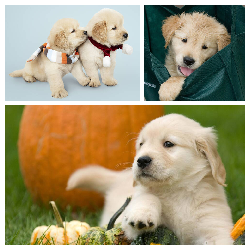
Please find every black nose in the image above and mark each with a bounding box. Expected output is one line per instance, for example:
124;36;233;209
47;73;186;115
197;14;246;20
137;156;152;169
123;33;128;39
183;56;195;66
84;31;87;35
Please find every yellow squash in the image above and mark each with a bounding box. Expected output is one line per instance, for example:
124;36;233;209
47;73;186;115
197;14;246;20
31;202;90;245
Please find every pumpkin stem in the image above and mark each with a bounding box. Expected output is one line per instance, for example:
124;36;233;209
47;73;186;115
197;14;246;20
50;201;64;228
107;197;132;230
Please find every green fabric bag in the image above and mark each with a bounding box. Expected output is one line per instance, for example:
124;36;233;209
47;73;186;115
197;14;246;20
144;5;245;101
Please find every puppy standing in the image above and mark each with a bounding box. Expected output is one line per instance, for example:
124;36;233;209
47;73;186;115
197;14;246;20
67;114;234;245
10;18;90;98
159;13;231;101
79;8;133;87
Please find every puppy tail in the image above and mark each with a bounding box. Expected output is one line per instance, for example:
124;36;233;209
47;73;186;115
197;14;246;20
66;165;121;194
9;69;23;78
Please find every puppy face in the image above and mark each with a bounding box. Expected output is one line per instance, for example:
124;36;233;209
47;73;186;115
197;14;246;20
162;13;231;77
87;9;128;46
48;18;88;54
132;114;226;187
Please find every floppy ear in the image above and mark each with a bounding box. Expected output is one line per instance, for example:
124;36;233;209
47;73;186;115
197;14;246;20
54;30;69;50
195;128;226;186
162;15;182;48
92;21;107;43
217;27;231;51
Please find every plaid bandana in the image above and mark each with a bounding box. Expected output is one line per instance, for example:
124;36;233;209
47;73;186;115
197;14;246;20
27;43;79;64
88;37;123;57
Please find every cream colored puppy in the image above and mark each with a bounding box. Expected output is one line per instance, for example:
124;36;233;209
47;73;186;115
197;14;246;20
10;18;90;98
159;13;231;101
67;114;234;245
78;8;132;87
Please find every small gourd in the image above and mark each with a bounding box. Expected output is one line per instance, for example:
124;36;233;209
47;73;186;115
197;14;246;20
80;197;132;245
131;227;180;245
31;201;90;245
80;224;131;245
231;214;245;245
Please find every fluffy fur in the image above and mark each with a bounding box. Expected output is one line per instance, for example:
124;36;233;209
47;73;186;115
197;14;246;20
9;18;90;98
67;114;234;245
78;8;129;87
159;12;231;101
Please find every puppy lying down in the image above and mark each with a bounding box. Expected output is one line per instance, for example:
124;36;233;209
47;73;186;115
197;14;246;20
159;12;231;101
67;114;234;245
10;18;90;98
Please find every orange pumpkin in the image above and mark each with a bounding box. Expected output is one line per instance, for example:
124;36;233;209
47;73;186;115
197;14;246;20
18;105;164;209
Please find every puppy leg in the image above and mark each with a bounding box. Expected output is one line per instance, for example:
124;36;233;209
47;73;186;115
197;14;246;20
10;68;36;83
122;193;162;240
100;65;118;86
23;72;36;83
47;74;68;98
158;76;185;101
71;61;90;86
82;63;101;87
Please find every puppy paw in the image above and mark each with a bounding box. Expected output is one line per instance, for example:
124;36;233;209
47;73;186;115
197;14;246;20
23;75;36;83
79;76;91;86
103;78;118;86
122;209;158;239
158;76;185;101
52;88;68;98
89;79;101;87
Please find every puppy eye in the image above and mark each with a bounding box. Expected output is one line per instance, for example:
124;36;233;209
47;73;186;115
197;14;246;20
112;27;117;30
163;141;175;148
202;45;208;49
139;142;143;147
182;38;187;43
71;29;75;33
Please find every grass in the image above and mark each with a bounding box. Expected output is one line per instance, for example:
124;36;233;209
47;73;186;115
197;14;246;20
5;105;245;245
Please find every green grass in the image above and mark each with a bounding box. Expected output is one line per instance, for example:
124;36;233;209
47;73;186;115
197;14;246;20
5;105;245;245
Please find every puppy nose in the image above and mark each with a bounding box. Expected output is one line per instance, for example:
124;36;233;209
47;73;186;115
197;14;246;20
123;33;128;39
183;56;195;66
83;31;87;35
137;156;152;169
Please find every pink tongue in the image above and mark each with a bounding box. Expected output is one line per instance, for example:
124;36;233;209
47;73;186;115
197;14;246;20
180;66;195;76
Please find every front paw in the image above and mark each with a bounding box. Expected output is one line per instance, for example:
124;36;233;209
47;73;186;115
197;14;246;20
23;75;36;83
122;209;158;239
103;78;118;86
79;76;90;87
52;88;68;98
89;78;101;87
158;76;185;101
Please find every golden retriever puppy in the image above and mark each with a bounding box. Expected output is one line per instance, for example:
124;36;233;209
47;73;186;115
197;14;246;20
78;8;133;87
67;114;234;245
9;18;90;98
159;13;231;101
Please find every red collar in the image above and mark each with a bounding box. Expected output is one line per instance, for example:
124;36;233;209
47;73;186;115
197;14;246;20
88;37;123;57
